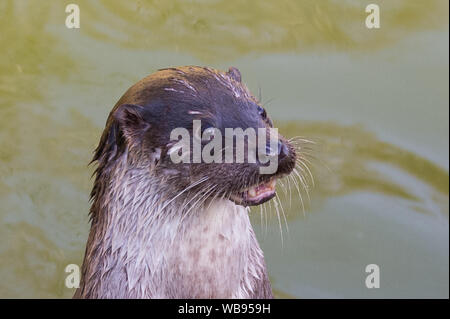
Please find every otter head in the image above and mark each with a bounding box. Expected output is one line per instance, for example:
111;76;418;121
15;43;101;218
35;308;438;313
94;66;296;207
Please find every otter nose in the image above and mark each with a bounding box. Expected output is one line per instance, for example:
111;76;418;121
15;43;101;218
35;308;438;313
265;141;289;159
278;141;289;160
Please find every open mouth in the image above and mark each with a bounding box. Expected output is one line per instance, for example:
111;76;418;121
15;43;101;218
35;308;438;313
230;178;277;206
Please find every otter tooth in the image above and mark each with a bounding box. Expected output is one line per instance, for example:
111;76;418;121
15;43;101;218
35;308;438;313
248;187;257;197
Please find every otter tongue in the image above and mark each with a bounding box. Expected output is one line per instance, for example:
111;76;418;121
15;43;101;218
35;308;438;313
247;180;276;200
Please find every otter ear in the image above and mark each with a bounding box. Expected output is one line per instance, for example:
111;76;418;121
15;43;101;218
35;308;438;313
113;104;150;141
227;67;241;82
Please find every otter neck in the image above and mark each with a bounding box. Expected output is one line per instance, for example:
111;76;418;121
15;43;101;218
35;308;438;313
77;153;271;298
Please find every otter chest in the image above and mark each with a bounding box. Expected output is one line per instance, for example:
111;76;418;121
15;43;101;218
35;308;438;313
165;200;252;298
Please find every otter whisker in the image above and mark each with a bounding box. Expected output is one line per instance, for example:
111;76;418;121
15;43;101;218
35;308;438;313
264;201;269;235
293;149;316;161
296;158;315;187
288;136;316;145
189;184;218;215
206;184;226;210
275;192;289;234
293;164;308;189
290;169;306;217
294;148;316;159
289;138;316;148
259;204;265;234
278;178;289;197
260;201;267;236
173;183;209;224
286;175;293;209
300;151;333;175
297;153;315;165
293;167;311;204
200;185;220;209
261;97;275;108
178;184;219;228
181;182;216;216
158;176;209;213
272;197;284;247
267;200;272;226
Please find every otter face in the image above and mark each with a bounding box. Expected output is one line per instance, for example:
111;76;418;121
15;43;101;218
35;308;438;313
98;66;296;207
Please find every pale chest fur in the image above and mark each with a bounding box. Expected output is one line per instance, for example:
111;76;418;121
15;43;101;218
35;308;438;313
163;200;256;298
76;192;272;298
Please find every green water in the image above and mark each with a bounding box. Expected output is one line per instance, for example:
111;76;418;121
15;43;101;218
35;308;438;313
0;0;448;298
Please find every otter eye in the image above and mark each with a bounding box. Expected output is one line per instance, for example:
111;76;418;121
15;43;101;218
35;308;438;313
257;105;267;119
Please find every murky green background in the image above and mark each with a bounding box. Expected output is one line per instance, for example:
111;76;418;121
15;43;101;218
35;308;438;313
0;0;448;298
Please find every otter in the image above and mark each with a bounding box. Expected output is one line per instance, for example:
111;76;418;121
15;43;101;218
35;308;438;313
74;66;297;298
